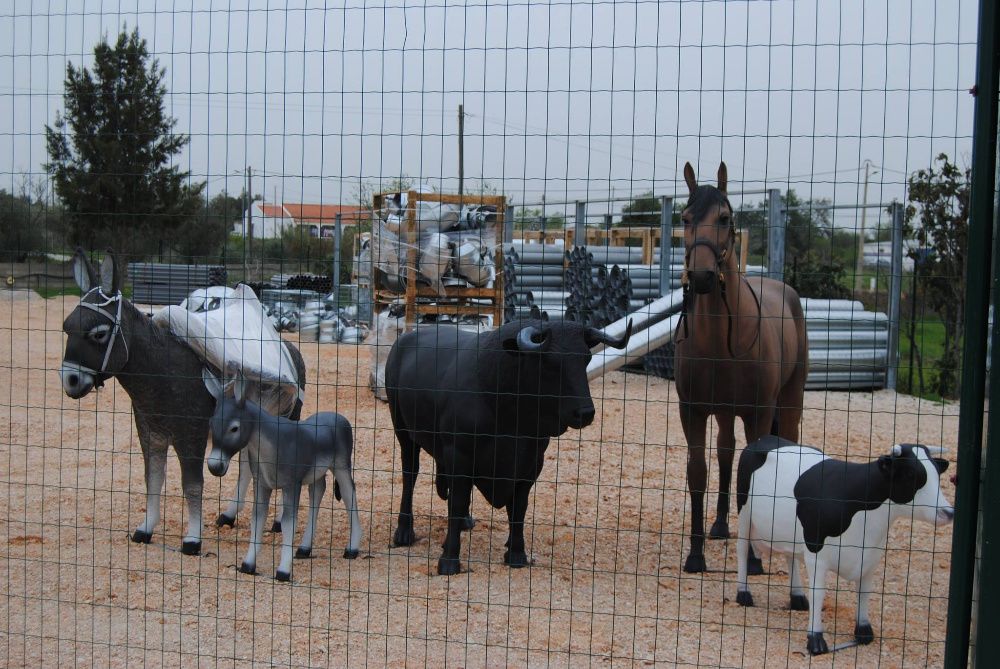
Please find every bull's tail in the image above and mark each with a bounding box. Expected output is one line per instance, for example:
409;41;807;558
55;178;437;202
771;412;780;436
334;480;342;501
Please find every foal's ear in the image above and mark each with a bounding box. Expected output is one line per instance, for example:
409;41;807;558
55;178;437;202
203;369;224;402
72;247;99;292
717;162;728;193
233;370;247;408
100;249;123;294
683;162;698;196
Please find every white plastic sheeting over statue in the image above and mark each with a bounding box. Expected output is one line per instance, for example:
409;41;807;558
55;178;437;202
152;283;302;415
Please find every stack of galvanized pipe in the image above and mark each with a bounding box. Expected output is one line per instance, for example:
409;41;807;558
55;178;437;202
503;242;568;321
564;247;633;328
128;263;227;305
802;298;889;390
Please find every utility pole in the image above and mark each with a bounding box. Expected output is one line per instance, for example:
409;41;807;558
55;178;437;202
458;104;465;196
855;159;877;291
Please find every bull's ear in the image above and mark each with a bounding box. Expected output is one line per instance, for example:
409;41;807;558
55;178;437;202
72;247;99;292
683;162;698;196
717;162;728;192
933;458;949;474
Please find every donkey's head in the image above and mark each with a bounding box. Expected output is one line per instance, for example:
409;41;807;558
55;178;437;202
60;248;130;398
681;162;736;294
205;369;256;477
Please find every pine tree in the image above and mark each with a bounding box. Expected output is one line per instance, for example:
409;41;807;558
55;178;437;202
44;28;203;257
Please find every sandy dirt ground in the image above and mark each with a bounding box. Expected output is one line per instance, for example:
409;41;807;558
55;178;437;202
0;289;959;668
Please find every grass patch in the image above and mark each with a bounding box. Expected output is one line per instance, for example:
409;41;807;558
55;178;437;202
33;285;82;299
898;318;948;402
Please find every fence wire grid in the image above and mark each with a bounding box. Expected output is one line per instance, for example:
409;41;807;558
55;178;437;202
1;1;995;668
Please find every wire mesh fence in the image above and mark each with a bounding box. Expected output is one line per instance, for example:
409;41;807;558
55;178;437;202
1;1;993;667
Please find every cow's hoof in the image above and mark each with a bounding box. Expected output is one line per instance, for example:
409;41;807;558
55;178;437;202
181;540;201;556
790;594;809;611
270;521;282;533
708;521;730;539
504;550;530;568
238;562;257;575
683;554;707;573
131;530;152;544
748;557;765;576
295;547;312;559
437;557;461;576
215;513;236;528
736;590;754;607
854;623;875;645
393;526;416;547
806;633;829;656
461;515;476;531
275;570;291;582
343;549;359;560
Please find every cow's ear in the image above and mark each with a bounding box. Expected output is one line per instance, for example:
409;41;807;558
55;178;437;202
877;454;893;476
933;458;949;474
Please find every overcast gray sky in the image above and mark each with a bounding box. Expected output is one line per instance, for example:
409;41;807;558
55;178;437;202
0;0;979;229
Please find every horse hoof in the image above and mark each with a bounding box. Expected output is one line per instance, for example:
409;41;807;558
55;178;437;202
392;526;416;547
748;557;765;576
274;570;291;582
437;557;461;576
504;550;530;568
683;554;707;573
790;594;809;611
270;521;282;533
806;633;829;656
238;562;256;575
854;623;875;644
215;514;236;528
131;530;152;544
708;521;730;539
343;549;359;560
736;590;754;607
461;515;476;531
295;547;312;559
181;540;201;556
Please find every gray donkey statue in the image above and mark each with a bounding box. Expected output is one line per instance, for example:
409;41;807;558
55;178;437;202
205;369;362;582
59;249;307;554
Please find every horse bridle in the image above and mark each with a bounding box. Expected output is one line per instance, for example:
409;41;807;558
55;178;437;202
70;287;131;383
676;204;762;359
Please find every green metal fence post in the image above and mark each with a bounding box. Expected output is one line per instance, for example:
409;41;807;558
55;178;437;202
945;0;1000;666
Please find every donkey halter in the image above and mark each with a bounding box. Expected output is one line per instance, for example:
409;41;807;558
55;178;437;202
76;287;130;376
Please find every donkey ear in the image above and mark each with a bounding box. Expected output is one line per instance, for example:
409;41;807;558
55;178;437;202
202;369;224;402
233;370;247;407
100;248;123;294
717;162;728;192
72;247;99;292
683;162;698;196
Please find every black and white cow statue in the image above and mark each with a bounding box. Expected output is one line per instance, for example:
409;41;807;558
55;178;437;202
735;435;954;655
385;318;631;576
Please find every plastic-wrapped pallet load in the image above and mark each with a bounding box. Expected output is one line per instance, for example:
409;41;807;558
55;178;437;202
152;283;302;416
373;184;500;292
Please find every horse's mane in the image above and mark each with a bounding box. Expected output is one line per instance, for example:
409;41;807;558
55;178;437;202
686;185;732;223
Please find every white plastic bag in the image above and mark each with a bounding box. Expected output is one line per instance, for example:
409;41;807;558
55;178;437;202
152;283;301;415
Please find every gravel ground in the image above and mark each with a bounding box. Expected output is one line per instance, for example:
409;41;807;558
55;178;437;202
0;290;958;667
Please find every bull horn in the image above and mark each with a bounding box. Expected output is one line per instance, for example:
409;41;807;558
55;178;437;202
516;326;551;352
922;445;949;457
586;319;633;350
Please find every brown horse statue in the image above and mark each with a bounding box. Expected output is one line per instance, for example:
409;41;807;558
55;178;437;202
674;162;809;574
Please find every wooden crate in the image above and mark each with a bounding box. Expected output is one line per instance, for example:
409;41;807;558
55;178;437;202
373;190;506;328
